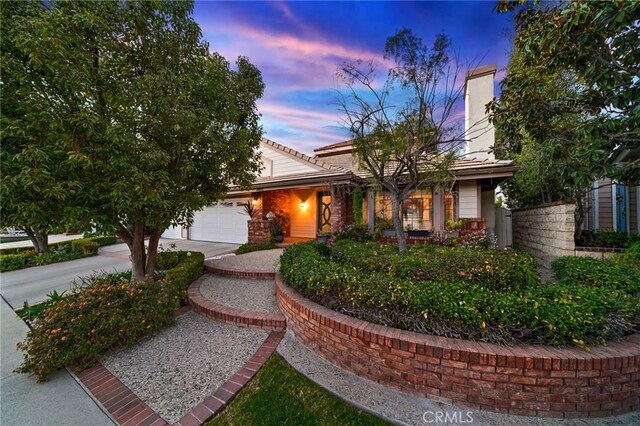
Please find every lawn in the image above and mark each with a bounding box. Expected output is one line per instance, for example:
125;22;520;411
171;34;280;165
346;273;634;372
207;354;388;426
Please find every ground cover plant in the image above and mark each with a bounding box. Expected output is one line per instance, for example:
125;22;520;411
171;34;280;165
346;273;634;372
0;236;117;272
207;354;388;426
235;242;277;255
16;251;204;382
280;240;640;347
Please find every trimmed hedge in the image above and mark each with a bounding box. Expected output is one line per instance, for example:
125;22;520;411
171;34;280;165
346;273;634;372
16;250;204;382
235;242;277;255
0;254;25;272
0;236;118;272
280;241;640;347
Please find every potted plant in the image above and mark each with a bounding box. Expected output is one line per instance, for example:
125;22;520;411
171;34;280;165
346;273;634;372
444;219;464;238
316;231;330;244
267;210;289;243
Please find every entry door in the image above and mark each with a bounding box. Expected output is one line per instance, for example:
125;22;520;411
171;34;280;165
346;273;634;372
615;185;628;233
317;192;332;233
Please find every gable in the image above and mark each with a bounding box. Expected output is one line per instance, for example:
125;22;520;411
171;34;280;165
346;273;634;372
259;142;323;177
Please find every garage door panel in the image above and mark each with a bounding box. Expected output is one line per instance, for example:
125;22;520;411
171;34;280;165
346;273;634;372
190;199;249;244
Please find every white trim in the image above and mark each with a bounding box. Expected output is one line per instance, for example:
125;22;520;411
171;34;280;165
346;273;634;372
593;181;599;229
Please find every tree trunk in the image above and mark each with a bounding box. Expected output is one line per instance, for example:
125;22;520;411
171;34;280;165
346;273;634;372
144;230;162;279
389;193;408;252
34;230;49;253
130;219;146;282
22;227;49;253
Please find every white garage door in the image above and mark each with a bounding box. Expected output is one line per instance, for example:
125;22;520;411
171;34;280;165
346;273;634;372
190;199;250;244
162;225;182;239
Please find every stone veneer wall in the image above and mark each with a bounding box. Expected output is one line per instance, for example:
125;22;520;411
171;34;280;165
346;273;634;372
512;202;575;268
247;220;270;244
276;276;640;418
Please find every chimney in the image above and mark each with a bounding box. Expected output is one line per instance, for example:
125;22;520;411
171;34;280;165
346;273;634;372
464;64;496;160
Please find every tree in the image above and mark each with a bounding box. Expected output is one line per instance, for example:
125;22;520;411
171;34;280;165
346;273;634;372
492;38;588;210
337;29;465;251
493;0;639;187
0;1;72;253
2;1;264;280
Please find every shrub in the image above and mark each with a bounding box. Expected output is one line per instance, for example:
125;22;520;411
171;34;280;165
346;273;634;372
575;230;640;248
157;251;204;295
280;241;640;347
551;256;640;294
616;241;640;267
235;242;277;255
0;254;26;272
332;224;369;243
71;236;116;254
16;251;204;382
28;251;86;266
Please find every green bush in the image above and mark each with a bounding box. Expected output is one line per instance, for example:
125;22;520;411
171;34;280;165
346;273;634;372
575;230;640;248
0;254;26;272
551;256;640;293
616;241;640;267
235;242;277;255
28;252;87;266
16;251;204;382
70;236;117;254
280;241;640;347
157;251;205;295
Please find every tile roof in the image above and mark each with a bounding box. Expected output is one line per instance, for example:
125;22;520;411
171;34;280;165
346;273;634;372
261;138;348;172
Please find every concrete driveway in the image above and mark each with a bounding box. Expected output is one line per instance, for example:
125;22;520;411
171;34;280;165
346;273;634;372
0;238;238;308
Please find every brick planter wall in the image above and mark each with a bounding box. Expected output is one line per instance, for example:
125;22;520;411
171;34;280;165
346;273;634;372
248;219;270;244
276;275;640;418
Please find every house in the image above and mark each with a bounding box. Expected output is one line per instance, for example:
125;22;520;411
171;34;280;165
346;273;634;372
162;65;516;243
581;178;639;234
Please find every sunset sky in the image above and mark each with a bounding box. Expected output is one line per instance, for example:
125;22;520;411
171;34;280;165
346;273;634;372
193;1;514;154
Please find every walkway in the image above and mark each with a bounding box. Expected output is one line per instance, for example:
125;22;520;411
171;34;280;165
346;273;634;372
0;298;114;426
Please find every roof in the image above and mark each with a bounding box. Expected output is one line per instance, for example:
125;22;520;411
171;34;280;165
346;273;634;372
261;138;347;172
313;139;354;154
465;64;497;81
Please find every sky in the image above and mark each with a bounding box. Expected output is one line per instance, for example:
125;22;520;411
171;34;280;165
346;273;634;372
193;1;514;155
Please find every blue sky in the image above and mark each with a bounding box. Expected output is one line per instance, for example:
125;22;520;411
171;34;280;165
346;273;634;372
194;1;514;154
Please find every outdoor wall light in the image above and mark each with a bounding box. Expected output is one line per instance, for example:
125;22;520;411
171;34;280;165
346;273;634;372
251;198;259;205
300;201;308;210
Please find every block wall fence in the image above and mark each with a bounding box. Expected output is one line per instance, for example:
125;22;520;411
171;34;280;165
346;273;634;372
276;276;640;418
511;202;575;268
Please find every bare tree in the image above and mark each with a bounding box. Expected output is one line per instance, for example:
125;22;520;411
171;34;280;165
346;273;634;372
337;29;472;252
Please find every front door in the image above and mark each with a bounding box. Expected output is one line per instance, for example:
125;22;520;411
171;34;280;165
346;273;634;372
615;184;628;233
317;191;332;234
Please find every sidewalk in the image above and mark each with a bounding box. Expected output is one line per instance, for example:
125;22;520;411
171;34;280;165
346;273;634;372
0;298;114;426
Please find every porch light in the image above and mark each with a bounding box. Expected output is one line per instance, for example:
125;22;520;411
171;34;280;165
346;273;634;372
300;201;308;210
251;198;258;205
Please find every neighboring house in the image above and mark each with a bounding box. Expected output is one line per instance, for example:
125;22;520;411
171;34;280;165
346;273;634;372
163;65;516;244
582;178;639;234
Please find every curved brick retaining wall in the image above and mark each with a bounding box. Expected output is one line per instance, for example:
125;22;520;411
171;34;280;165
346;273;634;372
276;275;640;418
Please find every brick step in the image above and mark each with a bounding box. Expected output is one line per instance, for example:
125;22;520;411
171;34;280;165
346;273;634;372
188;275;286;331
204;262;276;280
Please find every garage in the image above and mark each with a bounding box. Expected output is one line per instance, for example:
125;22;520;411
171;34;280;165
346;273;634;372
189;199;250;244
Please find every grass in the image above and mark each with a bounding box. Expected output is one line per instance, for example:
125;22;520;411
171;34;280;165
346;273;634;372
207;354;389;426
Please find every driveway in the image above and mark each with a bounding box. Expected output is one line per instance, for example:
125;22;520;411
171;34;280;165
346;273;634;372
0;238;238;308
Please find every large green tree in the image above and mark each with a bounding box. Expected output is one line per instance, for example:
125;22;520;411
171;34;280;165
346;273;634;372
493;0;639;189
2;0;264;280
337;29;461;252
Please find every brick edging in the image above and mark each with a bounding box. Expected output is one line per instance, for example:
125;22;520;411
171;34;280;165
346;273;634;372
174;331;285;426
188;275;286;331
276;274;640;418
75;364;167;426
575;246;627;253
204;263;276;280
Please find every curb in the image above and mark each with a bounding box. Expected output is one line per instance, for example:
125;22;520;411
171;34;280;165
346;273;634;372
204;263;275;280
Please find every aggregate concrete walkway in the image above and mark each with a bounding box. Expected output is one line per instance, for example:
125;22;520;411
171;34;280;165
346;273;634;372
199;275;279;313
0;298;114;426
205;248;283;273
